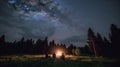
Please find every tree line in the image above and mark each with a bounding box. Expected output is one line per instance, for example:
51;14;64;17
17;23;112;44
0;35;85;56
88;24;120;59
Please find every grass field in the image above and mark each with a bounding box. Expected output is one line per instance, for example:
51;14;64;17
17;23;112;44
0;55;119;67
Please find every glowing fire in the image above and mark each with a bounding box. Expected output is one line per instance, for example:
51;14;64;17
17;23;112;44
56;50;62;57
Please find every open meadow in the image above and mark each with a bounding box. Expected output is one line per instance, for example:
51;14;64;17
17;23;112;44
0;55;119;67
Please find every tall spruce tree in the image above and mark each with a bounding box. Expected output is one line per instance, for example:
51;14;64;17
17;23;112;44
87;28;98;57
109;24;120;59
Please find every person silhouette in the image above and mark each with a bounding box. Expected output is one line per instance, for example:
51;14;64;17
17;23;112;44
52;52;56;60
60;53;65;60
45;52;48;58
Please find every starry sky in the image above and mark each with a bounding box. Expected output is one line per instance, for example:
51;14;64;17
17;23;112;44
0;0;120;47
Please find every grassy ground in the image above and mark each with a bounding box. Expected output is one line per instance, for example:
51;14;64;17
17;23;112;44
0;55;119;67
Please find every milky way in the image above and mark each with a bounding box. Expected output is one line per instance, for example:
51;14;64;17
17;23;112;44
0;0;120;47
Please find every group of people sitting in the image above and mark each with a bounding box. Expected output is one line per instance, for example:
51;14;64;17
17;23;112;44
45;52;65;60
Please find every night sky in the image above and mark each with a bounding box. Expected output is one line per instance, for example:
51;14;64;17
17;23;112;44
0;0;120;47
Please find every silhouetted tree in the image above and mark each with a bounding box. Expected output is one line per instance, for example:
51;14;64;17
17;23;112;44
34;39;42;54
43;37;48;54
102;37;111;57
87;28;98;57
80;45;90;55
67;44;74;54
109;24;120;59
0;35;5;45
0;35;6;55
49;40;56;54
25;39;34;54
96;33;104;56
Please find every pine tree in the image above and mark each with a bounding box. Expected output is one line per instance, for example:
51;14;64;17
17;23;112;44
109;24;120;59
87;28;98;57
96;33;104;56
67;44;74;54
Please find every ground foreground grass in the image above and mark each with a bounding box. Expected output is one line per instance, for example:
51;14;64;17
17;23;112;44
0;55;119;67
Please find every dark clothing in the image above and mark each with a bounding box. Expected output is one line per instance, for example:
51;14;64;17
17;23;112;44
52;53;56;59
